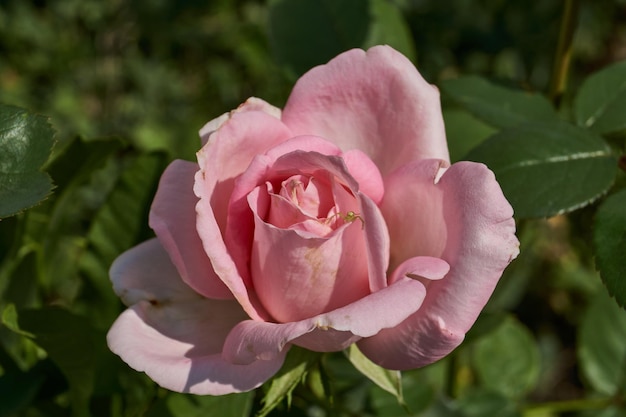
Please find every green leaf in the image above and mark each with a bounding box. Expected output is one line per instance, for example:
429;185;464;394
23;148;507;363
369;372;434;417
268;0;415;77
345;344;403;402
579;289;626;395
0;104;55;218
79;152;164;326
363;0;416;62
574;60;626;135
594;189;626;308
1;304;34;338
268;0;369;76
17;307;102;417
466;121;617;218
257;347;321;417
145;392;254;417
472;316;540;398
441;76;557;129
456;390;521;417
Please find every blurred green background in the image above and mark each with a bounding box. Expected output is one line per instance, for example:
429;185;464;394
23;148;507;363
1;1;626;416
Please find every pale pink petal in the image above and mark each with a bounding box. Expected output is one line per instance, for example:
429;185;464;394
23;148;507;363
196;110;293;232
107;239;286;394
149;160;232;300
358;193;390;292
194;111;293;320
199;97;282;146
358;160;519;369
223;150;363;298
249;190;369;323
342;149;385;204
282;45;449;175
221;277;427;364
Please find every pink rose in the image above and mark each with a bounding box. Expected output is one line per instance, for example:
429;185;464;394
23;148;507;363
107;46;519;395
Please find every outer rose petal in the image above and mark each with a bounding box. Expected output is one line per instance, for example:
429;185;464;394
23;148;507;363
107;239;286;394
358;160;519;369
221;275;439;365
199;97;282;146
149;160;232;300
282;45;449;175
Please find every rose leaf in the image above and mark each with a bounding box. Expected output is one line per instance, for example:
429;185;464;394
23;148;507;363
593;189;626;309
0;104;55;218
441;76;557;129
574;60;626;136
466;121;617;218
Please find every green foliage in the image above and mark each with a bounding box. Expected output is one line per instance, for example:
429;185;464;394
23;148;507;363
579;289;626;395
256;347;321;417
1;0;626;416
345;344;403;402
466;121;617;218
0;104;55;218
574;60;626;135
268;0;415;77
441;76;557;129
594;189;626;308
471;316;540;398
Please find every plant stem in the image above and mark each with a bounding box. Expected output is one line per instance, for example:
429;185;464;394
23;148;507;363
548;0;580;106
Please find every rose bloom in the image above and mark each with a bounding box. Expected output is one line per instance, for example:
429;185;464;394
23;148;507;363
107;46;519;395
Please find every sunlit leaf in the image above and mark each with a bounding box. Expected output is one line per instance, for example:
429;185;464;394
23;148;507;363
345;344;403;402
441;76;557;129
574;60;626;135
257;347;321;417
466;121;617;218
0;104;55;218
594;189;626;308
472;316;540;398
579;289;626;395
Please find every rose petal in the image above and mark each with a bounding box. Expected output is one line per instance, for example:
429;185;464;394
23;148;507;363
194;111;293;320
224;149;364;299
221;276;428;364
358;160;519;369
107;239;286;394
249;189;370;323
358;193;390;292
342;149;385;204
200;97;282;146
149;160;232;300
282;45;449;175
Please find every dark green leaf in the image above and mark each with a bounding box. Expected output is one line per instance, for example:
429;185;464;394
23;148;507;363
145;392;254;417
472;316;540;398
257;347;321;417
579;289;626;395
574;60;626;135
79;152;164;326
466;121;617;218
441;76;557;129
0;104;55;218
594;189;626;308
268;0;369;76
363;0;416;62
370;372;434;417
456;390;521;417
17;307;102;417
